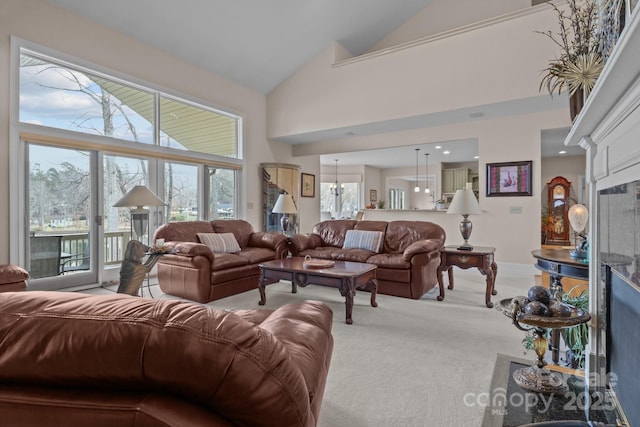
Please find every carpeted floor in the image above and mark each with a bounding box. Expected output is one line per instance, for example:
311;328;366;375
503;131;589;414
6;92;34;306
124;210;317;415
89;263;537;427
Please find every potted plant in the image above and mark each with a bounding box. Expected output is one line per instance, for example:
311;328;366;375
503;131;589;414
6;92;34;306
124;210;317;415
541;211;555;244
562;287;589;369
538;0;604;120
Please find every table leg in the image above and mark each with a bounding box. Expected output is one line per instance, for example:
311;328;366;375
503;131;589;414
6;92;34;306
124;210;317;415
436;264;444;301
370;278;379;308
447;267;454;290
339;277;356;325
483;267;495;308
549;273;563;364
491;262;498;296
258;272;267;306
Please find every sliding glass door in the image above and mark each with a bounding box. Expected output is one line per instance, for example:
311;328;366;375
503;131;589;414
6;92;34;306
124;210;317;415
27;144;97;290
25;144;239;291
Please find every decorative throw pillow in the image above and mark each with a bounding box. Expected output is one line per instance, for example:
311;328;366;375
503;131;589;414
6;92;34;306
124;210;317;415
342;230;384;253
198;232;241;254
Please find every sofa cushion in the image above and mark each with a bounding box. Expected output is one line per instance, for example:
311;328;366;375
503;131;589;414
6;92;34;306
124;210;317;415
154;221;215;243
383;220;445;254
298;247;341;260
311;220;357;247
331;248;376;263
211;220;255;249
353;220;388;233
238;247;277;264
211;253;249;271
342;230;384;253
366;253;411;269
198;233;241;254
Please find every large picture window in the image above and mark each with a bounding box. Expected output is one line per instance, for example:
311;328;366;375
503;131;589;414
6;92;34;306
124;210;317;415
15;45;243;290
20;53;155;144
19;50;241;159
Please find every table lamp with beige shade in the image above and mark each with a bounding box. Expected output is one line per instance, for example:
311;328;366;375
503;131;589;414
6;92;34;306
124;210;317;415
113;185;166;244
447;185;482;250
272;192;297;235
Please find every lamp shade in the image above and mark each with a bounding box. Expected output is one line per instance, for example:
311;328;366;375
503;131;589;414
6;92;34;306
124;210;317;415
447;189;481;215
568;204;588;233
113;185;166;208
272;193;297;214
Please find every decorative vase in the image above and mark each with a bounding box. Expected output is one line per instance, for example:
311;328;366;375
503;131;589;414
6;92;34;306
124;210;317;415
569;89;584;121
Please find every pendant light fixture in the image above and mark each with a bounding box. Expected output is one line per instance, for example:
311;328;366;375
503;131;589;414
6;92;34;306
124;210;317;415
414;148;421;192
329;159;344;196
424;153;430;194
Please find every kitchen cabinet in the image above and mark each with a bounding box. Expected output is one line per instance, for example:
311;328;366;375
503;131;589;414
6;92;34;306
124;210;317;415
442;168;469;194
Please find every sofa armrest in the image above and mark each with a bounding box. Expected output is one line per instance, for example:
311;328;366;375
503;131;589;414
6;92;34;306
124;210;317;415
248;232;289;258
288;234;322;256
165;241;214;262
402;239;442;261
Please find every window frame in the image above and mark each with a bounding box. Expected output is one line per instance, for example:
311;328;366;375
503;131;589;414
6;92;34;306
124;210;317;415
9;38;246;268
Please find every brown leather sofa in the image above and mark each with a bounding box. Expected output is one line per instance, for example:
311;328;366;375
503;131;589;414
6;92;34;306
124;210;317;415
0;264;29;292
153;220;288;303
289;220;446;299
0;291;334;427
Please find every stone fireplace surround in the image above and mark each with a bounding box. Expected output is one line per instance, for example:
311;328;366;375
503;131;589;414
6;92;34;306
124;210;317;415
565;6;640;426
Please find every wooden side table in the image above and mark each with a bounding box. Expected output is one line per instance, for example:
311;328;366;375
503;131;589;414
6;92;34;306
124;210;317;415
437;245;497;308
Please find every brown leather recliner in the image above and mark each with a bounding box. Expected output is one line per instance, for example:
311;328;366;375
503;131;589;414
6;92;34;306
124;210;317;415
0;291;334;427
153;220;289;303
289;220;446;299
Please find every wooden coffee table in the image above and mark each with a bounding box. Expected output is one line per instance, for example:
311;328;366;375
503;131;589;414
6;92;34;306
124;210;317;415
258;258;378;324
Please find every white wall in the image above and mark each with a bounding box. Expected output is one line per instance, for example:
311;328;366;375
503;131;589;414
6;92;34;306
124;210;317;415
0;0;293;262
293;110;570;264
267;6;560;140
275;5;575;264
363;165;383;207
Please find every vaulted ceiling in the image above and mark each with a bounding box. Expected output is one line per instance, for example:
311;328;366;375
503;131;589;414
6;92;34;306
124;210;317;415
45;0;583;165
47;0;435;94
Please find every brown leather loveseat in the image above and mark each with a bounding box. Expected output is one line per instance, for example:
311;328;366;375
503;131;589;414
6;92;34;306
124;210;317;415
0;291;334;427
153;220;288;302
289;220;446;299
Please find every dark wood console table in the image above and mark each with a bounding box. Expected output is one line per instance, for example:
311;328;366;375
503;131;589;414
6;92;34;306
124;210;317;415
531;248;588;365
531;249;634;365
258;258;378;324
437;246;497;308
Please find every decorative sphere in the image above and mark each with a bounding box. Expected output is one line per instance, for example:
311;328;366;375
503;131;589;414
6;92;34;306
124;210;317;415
548;300;573;317
524;301;550;316
527;286;551;306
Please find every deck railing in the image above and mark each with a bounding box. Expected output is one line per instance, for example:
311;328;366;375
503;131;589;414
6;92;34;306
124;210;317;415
52;231;133;267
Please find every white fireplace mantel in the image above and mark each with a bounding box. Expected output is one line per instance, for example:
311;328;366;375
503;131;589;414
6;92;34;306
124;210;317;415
564;6;640;395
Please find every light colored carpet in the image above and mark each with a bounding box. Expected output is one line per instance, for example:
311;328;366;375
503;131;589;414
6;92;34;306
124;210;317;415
88;264;537;427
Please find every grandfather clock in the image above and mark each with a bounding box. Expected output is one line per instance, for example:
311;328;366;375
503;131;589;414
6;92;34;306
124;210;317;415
546;176;571;245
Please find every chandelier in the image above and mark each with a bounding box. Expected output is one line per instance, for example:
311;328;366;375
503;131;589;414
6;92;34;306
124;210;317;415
414;148;421;192
329;159;344;196
424;153;430;194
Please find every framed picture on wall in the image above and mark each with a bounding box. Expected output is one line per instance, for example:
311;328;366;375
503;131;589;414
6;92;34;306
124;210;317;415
369;189;377;202
486;160;532;197
301;173;315;197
